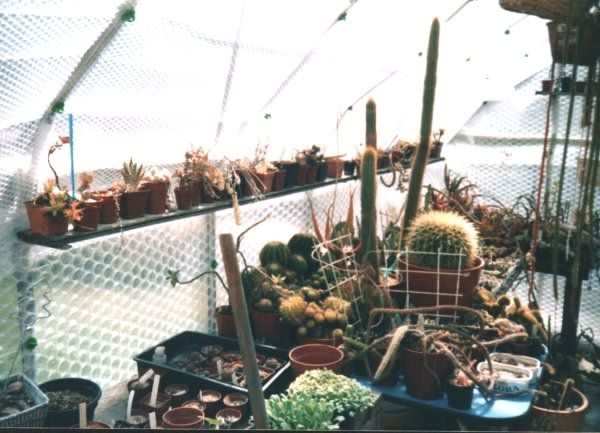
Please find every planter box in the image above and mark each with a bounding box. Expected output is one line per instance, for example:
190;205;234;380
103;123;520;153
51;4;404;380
0;375;48;428
133;331;292;398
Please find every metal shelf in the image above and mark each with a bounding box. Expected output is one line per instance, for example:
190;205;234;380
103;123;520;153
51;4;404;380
17;158;444;249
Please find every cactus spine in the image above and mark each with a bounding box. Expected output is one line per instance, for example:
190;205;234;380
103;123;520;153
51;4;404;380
401;18;440;243
360;146;379;280
366;98;377;149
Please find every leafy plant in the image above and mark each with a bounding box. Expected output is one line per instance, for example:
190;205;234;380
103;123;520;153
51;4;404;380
33;179;81;222
287;369;377;417
266;392;342;430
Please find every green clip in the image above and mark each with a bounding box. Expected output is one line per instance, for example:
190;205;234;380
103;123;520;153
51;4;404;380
121;7;135;22
51;101;65;114
210;260;218;270
24;336;38;350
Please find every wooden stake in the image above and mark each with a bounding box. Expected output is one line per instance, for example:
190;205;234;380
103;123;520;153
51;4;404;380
219;233;269;429
79;402;87;428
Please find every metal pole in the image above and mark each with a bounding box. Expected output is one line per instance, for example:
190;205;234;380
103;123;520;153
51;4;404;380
218;233;269;429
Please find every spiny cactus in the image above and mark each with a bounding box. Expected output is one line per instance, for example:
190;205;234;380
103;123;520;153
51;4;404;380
401;18;440;244
279;295;307;326
405;210;479;269
360;146;379;279
121;158;145;192
322;296;350;315
366;99;377;149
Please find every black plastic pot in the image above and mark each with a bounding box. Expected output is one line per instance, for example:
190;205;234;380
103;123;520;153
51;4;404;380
316;161;328;182
39;378;102;428
447;381;474;410
343;160;356;176
275;161;300;188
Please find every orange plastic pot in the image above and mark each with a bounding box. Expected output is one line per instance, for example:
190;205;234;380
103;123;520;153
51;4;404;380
215;305;237;338
251;309;283;345
74;201;101;232
91;193;118;224
326;158;344;178
142;181;169;214
25;201;68;236
288;344;344;376
162;407;204;430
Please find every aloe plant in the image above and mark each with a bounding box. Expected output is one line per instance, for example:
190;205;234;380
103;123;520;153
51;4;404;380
121;158;145;192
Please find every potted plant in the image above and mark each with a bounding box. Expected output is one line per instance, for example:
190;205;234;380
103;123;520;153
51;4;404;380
447;369;474;410
266;391;342;430
274;157;300;188
0;375;49;428
184;148;227;204
531;379;589;431
39;378;102;428
73;172;100;232
25;179;82;236
173;168;193;210
398;210;484;307
114;158;150;219
429;128;445;159
140;167;170;214
296;145;323;184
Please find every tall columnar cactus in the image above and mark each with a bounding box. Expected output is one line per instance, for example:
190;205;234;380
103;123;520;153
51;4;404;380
366;98;377;149
401;18;440;243
360;147;379;280
405;210;479;270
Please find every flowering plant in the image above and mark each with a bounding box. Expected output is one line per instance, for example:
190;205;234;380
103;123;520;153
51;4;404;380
33;179;81;222
184;148;225;198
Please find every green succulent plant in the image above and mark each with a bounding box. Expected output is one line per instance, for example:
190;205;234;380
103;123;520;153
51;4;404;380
405;210;479;269
121;158;145;191
266;393;341;431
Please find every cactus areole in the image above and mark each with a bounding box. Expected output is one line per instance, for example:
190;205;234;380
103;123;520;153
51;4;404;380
366;99;377;149
402;18;440;243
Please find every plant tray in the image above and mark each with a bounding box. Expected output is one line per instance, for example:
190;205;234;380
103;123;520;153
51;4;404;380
0;374;49;428
133;331;292;397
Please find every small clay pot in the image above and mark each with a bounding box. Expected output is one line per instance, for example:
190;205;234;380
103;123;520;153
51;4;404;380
216;305;237;338
272;168;286;191
142;181;169;214
316;160;328;182
255;170;276;193
343;160;356;176
74;200;101;232
326;158;344;178
91;193;118;224
25;201;68;236
216;408;242;427
223;393;248;419
288;344;344;377
164;384;189;407
181;400;206;412
447;380;474;410
162;407;204;430
305;164;318;184
119;190;150;219
174;186;192;210
198;390;222;417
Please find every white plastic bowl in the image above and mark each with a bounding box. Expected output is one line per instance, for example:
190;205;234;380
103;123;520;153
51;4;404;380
489;352;542;382
477;361;533;394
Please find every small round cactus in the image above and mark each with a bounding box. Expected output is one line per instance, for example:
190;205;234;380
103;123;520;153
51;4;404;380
405;210;479;269
279;295;307;326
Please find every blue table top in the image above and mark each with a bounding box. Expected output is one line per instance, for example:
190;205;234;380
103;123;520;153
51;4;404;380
354;375;536;421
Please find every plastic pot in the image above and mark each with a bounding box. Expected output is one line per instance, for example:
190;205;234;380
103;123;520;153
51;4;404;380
275;161;300;188
288;344;344;377
198;390;222;418
343;160;356;176
190;180;202;206
70;421;112;429
295;163;308;186
74;201;101;232
91;193;118;224
326;158;344;178
430;141;443;159
397;256;484;307
119;190;149;219
25;201;68;236
223;393;248;419
215;305;237;338
142;181;169;214
531;386;588;432
162;407;204;430
256;171;276;193
39;378;102;428
298;335;342;347
304;164;318;184
164;384;189;408
174;187;192;210
272;169;287;191
251;309;283;346
447;381;474;410
216;408;242;427
140;392;171;419
316;161;328;182
403;347;451;400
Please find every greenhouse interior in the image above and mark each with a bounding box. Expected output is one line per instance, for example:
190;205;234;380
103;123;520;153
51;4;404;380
1;0;600;431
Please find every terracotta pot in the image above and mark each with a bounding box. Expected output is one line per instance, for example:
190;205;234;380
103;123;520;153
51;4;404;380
316;161;328;182
181;400;206;412
251;309;283;345
74;201;100;232
216;305;237;338
25;201;68;236
119;190;150;219
216;408;242;427
198;390;222;417
142;181;169;214
174;187;192;210
447;381;474;410
223;393;248;419
397;256;484;307
403;347;451;400
190;180;202;206
272;169;286;191
288;344;344;376
256;170;276;193
326;158;344;178
162;407;204;430
91;193;118;224
343;160;356;176
305;164;318;184
531;387;588;432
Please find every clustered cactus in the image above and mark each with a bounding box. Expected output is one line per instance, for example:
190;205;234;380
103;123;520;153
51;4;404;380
405;210;479;269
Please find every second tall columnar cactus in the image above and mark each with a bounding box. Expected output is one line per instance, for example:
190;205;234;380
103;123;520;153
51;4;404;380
401;18;440;243
360;147;379;280
366;98;377;149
